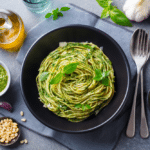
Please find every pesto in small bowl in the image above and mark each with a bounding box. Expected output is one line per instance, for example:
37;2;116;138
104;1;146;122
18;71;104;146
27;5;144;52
0;61;11;96
0;65;8;92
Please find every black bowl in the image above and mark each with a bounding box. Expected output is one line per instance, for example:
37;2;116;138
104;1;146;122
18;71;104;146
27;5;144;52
21;25;131;133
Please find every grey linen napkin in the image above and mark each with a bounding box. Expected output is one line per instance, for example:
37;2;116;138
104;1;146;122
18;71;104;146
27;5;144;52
2;3;149;150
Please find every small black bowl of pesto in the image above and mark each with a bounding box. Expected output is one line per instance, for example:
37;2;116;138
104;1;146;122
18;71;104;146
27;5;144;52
0;61;11;96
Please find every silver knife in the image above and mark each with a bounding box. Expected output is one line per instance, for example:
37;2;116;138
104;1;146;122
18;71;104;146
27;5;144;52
148;91;150;109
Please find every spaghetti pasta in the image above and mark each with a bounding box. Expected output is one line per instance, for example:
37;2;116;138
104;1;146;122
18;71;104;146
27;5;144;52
36;42;115;122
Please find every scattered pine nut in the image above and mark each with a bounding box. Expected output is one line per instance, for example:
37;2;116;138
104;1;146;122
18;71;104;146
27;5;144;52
21;118;26;122
20;140;24;144
20;139;28;144
20;111;24;116
24;139;28;144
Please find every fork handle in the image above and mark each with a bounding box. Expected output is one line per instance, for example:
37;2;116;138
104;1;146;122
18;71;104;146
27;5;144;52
126;71;141;138
140;69;149;138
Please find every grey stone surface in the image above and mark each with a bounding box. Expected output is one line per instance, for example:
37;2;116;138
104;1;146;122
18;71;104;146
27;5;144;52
0;0;150;150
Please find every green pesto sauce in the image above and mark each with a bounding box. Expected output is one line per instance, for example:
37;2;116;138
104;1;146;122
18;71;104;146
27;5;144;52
0;65;8;92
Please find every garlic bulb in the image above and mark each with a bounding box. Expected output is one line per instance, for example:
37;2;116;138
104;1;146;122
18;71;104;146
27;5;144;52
123;0;150;22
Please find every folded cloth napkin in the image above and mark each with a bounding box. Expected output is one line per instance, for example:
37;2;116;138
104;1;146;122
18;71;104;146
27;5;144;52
1;3;150;150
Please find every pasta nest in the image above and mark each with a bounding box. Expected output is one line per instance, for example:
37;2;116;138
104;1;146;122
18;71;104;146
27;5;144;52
36;42;115;122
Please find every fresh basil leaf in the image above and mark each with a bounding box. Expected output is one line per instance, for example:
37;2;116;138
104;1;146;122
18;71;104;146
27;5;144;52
63;63;79;74
96;0;112;8
45;13;52;18
102;77;109;86
85;104;91;109
58;12;63;17
63;73;66;77
52;8;59;20
95;69;102;77
75;104;82;109
53;13;58;20
110;7;132;27
52;8;59;14
94;69;110;81
50;72;63;84
40;72;49;81
93;76;101;81
82;105;86;111
60;7;70;11
93;69;102;81
101;7;110;19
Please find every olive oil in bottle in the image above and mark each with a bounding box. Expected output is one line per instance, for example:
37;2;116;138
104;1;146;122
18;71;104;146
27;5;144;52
0;9;26;52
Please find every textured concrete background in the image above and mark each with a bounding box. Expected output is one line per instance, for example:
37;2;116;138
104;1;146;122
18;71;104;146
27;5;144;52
1;0;150;150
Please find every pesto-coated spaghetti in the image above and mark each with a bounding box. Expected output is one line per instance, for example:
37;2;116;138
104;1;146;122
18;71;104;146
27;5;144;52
36;42;115;122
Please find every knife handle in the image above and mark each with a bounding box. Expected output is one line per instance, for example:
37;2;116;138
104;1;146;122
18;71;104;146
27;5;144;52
140;69;149;138
126;70;140;138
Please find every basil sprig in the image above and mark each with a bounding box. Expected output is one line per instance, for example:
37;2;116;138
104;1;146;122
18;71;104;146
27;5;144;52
45;7;70;20
96;0;132;27
93;69;110;86
50;63;79;85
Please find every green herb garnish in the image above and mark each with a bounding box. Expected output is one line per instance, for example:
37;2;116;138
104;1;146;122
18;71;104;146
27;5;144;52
49;72;63;84
93;69;102;81
93;69;110;86
50;63;79;84
102;70;110;79
63;63;79;74
96;0;132;27
82;105;86;111
75;104;82;109
85;104;92;109
94;69;110;81
60;7;70;11
102;77;109;86
40;72;49;81
45;7;70;20
75;104;91;111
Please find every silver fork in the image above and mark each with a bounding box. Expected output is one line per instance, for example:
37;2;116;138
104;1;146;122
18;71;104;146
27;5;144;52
126;29;149;138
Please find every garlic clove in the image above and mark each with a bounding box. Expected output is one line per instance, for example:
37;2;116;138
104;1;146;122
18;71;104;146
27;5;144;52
123;0;150;22
134;6;149;22
123;0;139;12
124;6;136;21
